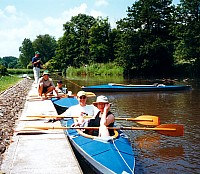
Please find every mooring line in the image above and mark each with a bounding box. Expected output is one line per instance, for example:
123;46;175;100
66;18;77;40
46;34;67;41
65;78;82;89
55;73;82;89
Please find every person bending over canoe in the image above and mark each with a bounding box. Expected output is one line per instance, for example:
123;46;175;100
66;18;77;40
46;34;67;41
88;95;115;137
62;91;99;126
38;70;59;99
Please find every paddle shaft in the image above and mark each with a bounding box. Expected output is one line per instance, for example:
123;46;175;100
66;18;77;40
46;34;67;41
26;115;160;126
26;126;175;131
24;124;183;136
27;115;153;120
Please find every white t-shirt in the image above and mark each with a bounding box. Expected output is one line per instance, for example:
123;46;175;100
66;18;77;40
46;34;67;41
63;104;99;117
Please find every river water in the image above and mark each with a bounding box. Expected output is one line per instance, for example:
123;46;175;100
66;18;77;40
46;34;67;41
55;75;200;174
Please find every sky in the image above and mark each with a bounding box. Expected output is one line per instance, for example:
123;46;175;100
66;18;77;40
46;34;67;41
0;0;179;58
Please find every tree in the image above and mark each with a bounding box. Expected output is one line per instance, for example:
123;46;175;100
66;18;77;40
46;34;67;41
54;14;96;69
88;17;112;63
54;25;81;70
0;64;8;75
173;0;200;75
115;0;175;77
19;38;34;68
32;34;57;64
1;56;18;69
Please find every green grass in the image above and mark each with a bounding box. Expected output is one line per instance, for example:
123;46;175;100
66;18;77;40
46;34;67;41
8;69;33;74
8;69;44;74
66;63;124;76
0;75;21;93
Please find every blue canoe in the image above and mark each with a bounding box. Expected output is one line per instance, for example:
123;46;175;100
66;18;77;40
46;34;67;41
51;97;135;173
51;97;79;115
82;83;192;92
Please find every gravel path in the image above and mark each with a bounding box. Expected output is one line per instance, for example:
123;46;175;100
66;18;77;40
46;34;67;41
0;78;32;165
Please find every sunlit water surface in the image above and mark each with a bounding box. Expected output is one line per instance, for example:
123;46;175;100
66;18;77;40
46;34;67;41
53;75;200;174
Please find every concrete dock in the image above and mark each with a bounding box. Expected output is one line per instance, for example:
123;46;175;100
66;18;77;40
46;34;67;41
1;83;82;174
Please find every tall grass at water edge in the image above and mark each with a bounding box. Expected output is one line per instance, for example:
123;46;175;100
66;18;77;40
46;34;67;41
0;75;21;93
8;69;37;74
66;63;124;76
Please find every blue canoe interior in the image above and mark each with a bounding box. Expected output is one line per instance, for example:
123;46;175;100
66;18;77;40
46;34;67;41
51;97;135;173
82;83;192;92
51;97;79;115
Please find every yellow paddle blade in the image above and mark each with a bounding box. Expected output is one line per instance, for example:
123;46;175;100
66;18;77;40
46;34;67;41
115;115;160;126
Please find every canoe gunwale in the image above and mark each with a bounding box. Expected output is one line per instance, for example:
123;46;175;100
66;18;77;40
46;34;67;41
74;118;119;139
82;84;192;92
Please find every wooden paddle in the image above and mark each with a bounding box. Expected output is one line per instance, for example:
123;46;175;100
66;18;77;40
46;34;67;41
73;92;96;97
23;124;183;137
25;115;160;126
28;92;96;98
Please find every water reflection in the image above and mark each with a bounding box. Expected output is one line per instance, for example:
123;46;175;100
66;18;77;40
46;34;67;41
52;74;200;174
134;134;184;160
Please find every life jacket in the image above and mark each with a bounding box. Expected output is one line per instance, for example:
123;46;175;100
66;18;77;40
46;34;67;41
87;111;114;136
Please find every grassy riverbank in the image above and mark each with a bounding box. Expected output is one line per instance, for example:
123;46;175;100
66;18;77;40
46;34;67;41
66;63;124;76
0;76;21;93
7;69;33;74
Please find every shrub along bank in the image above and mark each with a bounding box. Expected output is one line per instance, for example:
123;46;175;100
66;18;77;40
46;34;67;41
66;63;123;76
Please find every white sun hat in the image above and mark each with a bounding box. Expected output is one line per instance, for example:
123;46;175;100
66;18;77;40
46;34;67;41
93;95;110;106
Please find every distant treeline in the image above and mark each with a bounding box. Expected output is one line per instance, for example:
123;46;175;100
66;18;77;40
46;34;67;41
2;0;199;78
0;57;19;69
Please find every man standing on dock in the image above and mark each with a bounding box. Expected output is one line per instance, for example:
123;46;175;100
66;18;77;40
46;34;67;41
32;51;42;84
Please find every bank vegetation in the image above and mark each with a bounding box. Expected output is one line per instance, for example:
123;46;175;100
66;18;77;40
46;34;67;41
0;0;199;78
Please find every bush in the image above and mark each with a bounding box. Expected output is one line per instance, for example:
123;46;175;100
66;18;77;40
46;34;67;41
27;61;33;69
0;64;8;75
66;63;124;76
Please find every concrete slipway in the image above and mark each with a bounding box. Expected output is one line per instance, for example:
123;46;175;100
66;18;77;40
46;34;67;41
1;84;82;174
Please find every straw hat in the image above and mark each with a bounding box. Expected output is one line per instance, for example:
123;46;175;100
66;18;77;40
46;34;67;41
77;91;87;97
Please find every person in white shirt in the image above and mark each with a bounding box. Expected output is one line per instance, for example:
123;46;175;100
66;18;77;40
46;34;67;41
62;91;99;126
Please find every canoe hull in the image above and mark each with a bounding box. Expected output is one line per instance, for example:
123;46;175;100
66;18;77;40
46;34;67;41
51;97;135;173
63;119;135;174
82;84;192;92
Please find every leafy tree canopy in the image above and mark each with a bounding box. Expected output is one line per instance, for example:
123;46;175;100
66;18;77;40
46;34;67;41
32;34;57;63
